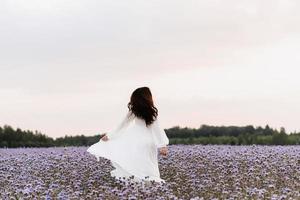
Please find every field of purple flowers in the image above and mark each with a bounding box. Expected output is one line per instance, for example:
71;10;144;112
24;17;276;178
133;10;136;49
0;145;299;199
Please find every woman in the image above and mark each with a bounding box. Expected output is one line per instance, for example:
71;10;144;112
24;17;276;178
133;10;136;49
87;87;169;183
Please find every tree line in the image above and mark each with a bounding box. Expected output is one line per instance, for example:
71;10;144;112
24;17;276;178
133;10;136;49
166;125;300;145
0;124;299;148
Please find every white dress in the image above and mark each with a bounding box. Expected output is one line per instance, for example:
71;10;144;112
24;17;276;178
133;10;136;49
86;110;169;183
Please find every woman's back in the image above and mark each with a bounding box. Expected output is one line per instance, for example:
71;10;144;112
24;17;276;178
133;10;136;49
87;110;169;183
106;111;169;148
86;87;169;183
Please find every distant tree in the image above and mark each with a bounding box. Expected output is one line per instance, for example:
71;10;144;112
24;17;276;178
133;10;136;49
1;124;300;147
272;129;288;145
280;127;286;134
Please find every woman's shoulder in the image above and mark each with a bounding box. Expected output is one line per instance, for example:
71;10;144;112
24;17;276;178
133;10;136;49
149;116;160;127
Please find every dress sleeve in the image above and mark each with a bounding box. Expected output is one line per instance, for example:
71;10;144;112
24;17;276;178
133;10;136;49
105;110;134;140
151;117;169;148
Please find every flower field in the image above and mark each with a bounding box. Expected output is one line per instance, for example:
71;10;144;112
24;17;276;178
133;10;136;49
0;145;299;199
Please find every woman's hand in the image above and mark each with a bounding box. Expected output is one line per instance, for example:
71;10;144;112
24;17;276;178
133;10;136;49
159;146;168;156
100;134;109;142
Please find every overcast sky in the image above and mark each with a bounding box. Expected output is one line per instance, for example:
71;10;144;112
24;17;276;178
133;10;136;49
1;0;300;138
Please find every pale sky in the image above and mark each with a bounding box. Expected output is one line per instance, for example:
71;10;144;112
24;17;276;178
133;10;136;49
1;0;300;138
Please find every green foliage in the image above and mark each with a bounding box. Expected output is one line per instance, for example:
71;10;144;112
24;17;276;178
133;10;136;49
0;125;55;147
0;124;300;148
0;125;100;148
166;125;300;145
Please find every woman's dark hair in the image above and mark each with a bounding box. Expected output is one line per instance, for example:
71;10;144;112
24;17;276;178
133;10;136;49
127;87;158;126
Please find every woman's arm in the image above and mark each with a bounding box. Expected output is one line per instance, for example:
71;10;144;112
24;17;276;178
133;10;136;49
104;110;134;140
151;116;169;148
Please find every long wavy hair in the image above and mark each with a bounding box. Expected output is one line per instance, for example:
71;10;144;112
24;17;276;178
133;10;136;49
127;87;158;126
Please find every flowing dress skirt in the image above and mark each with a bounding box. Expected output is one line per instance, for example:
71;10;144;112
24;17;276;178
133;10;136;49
87;121;165;183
